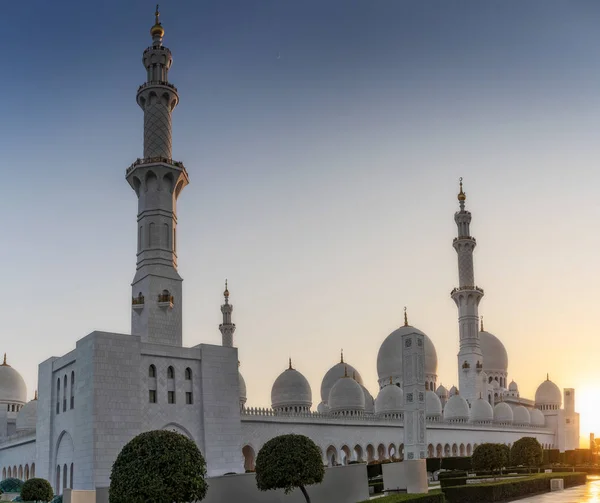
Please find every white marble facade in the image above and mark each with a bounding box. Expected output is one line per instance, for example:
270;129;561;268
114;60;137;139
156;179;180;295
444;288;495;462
0;8;580;496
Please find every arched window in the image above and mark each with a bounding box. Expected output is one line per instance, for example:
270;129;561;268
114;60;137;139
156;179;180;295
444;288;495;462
56;379;61;414
63;463;67;493
167;366;174;379
18;465;22;479
25;464;29;480
7;466;11;477
185;368;192;380
70;463;74;489
56;465;61;495
149;365;156;378
70;371;75;409
31;463;35;477
63;375;67;412
2;467;5;479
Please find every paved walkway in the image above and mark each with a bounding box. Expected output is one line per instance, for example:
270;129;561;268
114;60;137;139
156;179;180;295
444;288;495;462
516;476;600;503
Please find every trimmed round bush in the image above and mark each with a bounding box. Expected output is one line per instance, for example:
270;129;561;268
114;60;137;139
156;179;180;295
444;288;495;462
255;434;325;503
0;478;24;494
472;443;509;473
109;430;207;503
21;478;53;502
511;437;543;467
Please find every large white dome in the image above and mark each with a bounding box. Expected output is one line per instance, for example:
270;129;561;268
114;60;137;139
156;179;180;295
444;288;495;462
16;396;37;431
480;331;508;373
443;394;469;422
494;401;513;423
513;405;531;425
426;390;442;418
470;397;493;422
535;378;562;407
0;357;27;404
239;371;247;406
374;384;404;416
377;325;438;384
329;376;365;413
320;359;363;403
530;408;545;427
271;365;312;410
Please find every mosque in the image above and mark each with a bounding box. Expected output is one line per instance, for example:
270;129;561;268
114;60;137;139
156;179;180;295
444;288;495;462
0;9;579;495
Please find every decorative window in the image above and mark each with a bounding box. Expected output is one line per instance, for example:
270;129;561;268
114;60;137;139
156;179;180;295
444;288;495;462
417;338;423;347
186;392;193;404
56;379;61;415
418;392;424;402
168;391;175;404
63;375;67;412
149;390;157;403
185;367;192;380
70;371;75;409
149;365;156;378
406;393;413;403
167;366;174;379
405;338;412;348
63;464;67;493
70;463;74;489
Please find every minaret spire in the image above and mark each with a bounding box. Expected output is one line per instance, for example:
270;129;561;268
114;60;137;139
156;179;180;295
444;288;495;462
450;178;484;406
126;8;189;346
404;306;408;327
219;280;236;347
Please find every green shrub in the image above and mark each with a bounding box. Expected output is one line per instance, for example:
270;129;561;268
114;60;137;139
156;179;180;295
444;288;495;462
510;437;542;467
472;444;509;473
357;490;445;502
255;434;325;503
109;430;208;503
367;464;383;479
0;478;24;494
441;456;472;471
442;472;586;502
438;471;466;480
21;478;53;502
439;474;466;489
426;458;442;473
545;449;560;464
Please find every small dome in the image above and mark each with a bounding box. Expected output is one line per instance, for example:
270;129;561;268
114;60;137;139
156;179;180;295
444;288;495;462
317;402;329;414
470;397;493;422
449;385;458;397
513;405;531;425
377;325;438;384
238;371;247;405
435;384;448;398
494;402;513;423
271;366;312;410
360;384;375;414
374;384;404;416
535;378;562;407
320;360;363;404
530;408;545;427
508;380;519;392
480;330;508;373
443;394;469;421
0;357;27;404
16;397;37;431
329;376;365;413
426;390;442;418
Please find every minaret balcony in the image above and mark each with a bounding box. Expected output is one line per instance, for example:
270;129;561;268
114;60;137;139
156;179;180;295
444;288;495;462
126;157;187;177
158;293;174;309
450;285;484;296
137;81;178;94
453;236;476;244
132;295;145;311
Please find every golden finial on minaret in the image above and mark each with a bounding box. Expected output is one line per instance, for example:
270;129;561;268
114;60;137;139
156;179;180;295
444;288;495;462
458;177;466;202
340;349;344;364
403;306;408;327
389;376;393;385
150;4;165;38
480;315;484;332
288;357;292;370
547;373;549;381
224;279;229;299
1;353;6;366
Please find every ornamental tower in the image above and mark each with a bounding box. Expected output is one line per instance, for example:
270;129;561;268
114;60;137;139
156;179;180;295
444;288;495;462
127;6;189;346
219;281;236;347
450;179;484;406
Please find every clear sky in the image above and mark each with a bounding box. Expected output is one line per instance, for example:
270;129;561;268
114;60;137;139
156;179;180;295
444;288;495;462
4;1;600;445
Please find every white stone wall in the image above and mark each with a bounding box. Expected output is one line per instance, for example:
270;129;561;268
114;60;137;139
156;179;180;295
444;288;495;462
0;436;36;480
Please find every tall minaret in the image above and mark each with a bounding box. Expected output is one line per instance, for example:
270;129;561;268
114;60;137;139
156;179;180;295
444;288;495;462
219;280;236;347
450;178;484;406
127;6;189;346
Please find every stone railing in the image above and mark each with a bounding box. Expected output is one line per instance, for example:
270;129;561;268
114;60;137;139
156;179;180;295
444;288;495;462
137;81;178;93
126;157;186;176
453;236;476;243
450;285;484;295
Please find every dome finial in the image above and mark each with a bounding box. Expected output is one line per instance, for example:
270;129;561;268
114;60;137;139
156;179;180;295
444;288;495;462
288;357;293;370
150;4;165;39
389;376;393;385
223;279;229;300
458;177;466;202
546;373;549;381
480;315;484;332
340;348;344;363
403;306;408;327
1;353;7;366
34;390;38;400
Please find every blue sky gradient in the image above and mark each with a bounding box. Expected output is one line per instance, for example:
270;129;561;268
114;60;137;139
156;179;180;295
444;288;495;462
3;1;600;441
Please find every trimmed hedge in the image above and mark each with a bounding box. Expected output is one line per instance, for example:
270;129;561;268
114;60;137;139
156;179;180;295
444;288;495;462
358;491;445;502
426;458;442;473
442;472;586;503
367;463;383;479
441;456;472;471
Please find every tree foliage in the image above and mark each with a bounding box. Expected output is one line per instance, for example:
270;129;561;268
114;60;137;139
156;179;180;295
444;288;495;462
109;430;208;503
472;444;509;473
21;478;54;502
255;434;325;503
511;437;543;467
